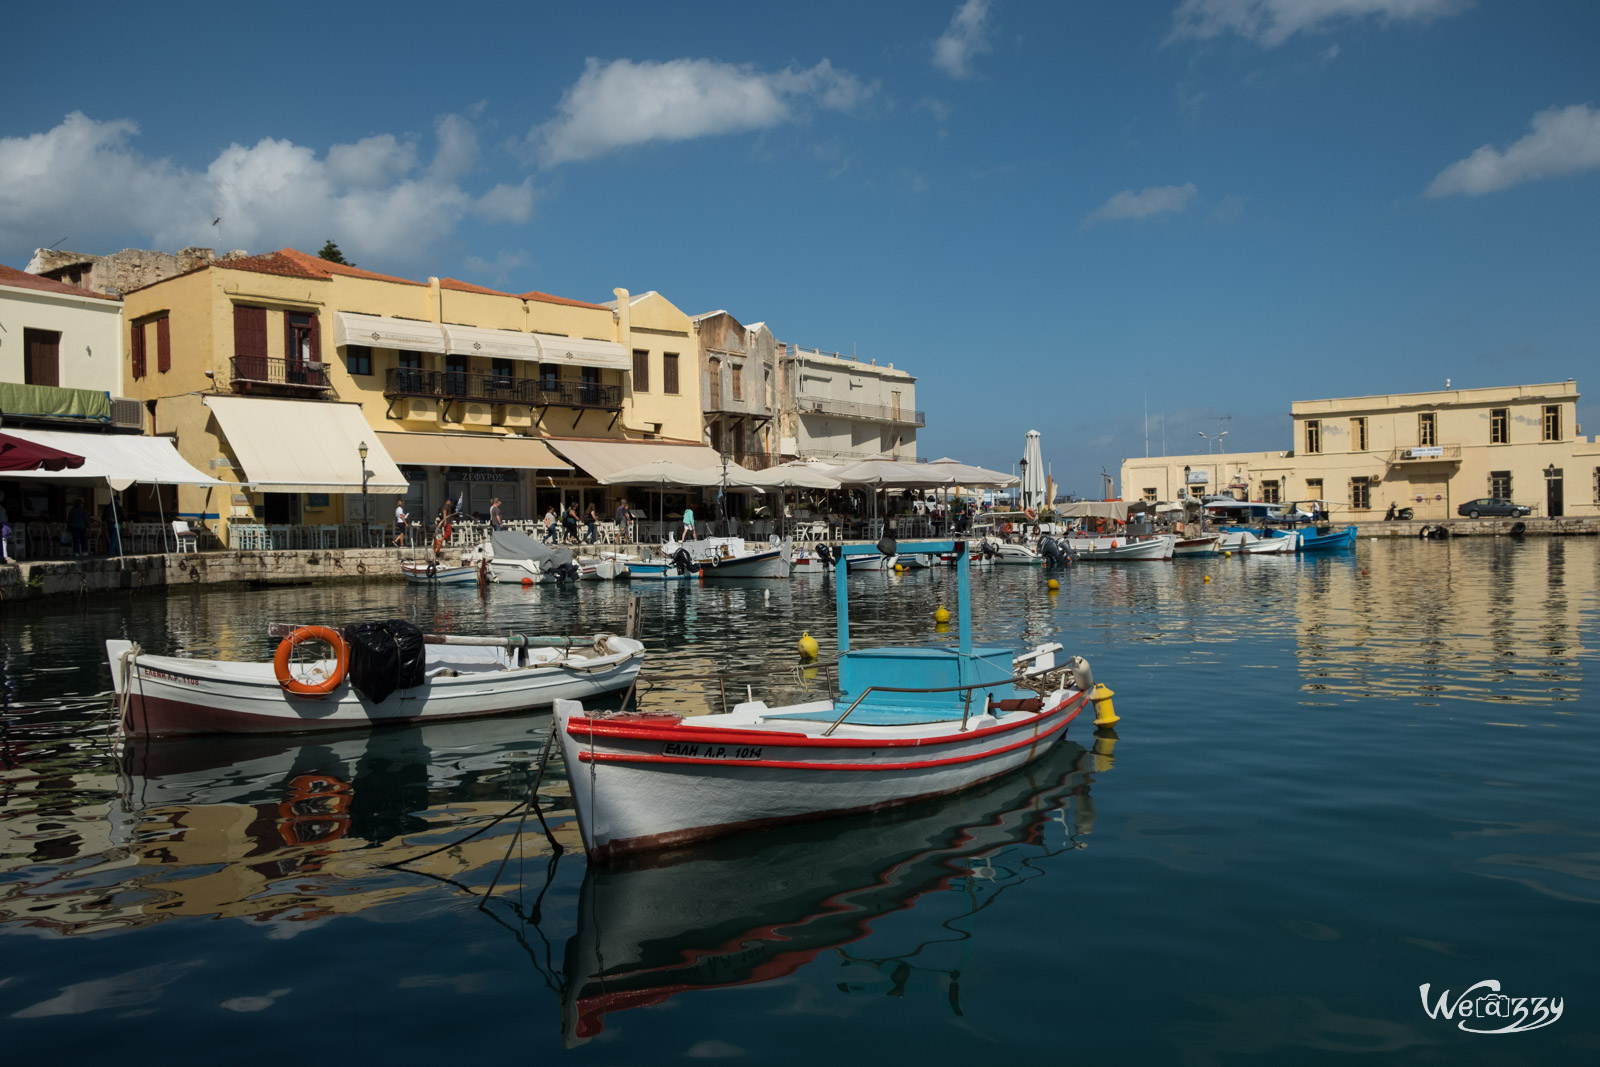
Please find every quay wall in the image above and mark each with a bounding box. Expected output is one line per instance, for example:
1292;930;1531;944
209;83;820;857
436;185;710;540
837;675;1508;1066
1349;517;1598;538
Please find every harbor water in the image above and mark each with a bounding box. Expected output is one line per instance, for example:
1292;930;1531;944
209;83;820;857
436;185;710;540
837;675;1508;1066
2;539;1596;1064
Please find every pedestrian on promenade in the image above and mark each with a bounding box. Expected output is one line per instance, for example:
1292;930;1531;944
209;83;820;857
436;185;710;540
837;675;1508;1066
563;503;580;544
490;497;503;530
393;499;408;547
542;506;558;544
615;499;632;544
584;503;599;544
681;505;696;541
67;498;90;557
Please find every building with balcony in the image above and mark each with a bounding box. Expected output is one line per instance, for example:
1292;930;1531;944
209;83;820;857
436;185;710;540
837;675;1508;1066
777;344;921;463
118;250;716;543
691;310;777;468
1119;380;1598;519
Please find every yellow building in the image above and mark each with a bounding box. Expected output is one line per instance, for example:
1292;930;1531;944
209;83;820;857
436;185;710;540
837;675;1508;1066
1121;381;1597;520
120;249;714;543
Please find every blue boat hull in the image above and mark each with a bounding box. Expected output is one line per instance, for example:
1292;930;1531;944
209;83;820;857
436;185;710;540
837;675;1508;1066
1297;525;1357;551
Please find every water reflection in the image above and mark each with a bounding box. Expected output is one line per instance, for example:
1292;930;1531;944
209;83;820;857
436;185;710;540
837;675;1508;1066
553;733;1113;1045
1;715;554;935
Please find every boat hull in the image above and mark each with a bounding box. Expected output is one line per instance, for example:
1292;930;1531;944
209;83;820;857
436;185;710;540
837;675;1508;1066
107;637;644;739
1071;534;1175;561
401;560;479;584
846;554;898;572
698;546;791;579
556;689;1087;861
1173;535;1220;556
1297;525;1357;551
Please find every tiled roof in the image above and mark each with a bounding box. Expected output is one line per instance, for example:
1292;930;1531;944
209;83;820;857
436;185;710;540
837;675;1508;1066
0;263;121;302
519;289;612;311
276;248;423;285
211;251;328;281
440;277;518;297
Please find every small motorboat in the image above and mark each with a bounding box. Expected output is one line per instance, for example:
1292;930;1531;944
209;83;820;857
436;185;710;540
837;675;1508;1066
1296;525;1357;552
401;558;481;584
981;535;1045;565
468;529;580;584
1071;534;1175;561
555;539;1104;861
576;553;634;580
660;535;792;579
108;622;645;739
1237;530;1299;555
1172;534;1220;556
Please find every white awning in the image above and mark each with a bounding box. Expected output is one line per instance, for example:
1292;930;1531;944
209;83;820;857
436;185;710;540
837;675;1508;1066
333;312;447;353
0;428;225;490
546;439;724;483
533;333;630;370
205;396;407;494
442;324;543;362
376;432;571;471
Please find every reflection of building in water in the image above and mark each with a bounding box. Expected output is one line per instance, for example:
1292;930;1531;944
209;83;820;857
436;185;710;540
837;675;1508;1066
1291;540;1593;708
0;719;568;937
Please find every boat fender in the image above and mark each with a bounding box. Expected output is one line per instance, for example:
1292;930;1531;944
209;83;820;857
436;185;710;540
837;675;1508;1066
426;560;438;579
273;625;350;697
1068;655;1094;694
1509;521;1526;537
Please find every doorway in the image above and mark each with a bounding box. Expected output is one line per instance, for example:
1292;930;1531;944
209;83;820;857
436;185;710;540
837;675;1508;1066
1546;469;1564;517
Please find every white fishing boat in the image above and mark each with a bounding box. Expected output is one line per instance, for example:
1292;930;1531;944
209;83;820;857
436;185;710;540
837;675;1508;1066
1172;534;1220;556
401;558;481;585
846;552;898;572
577;553;633;580
555;539;1106;861
1071;534;1176;561
467;529;580;584
108;623;644;739
982;536;1045;565
662;535;792;579
1237;530;1299;555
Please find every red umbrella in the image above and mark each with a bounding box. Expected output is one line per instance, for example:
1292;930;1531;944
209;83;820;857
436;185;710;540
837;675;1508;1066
0;432;86;472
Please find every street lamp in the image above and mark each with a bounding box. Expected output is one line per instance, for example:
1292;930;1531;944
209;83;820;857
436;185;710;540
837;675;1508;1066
1019;456;1029;510
358;441;370;544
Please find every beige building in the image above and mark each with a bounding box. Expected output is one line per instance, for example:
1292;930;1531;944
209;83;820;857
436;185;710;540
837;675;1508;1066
777;344;921;463
691;310;778;467
1121;381;1597;520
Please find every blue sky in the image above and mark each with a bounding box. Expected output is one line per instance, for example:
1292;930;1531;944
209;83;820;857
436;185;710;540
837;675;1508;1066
5;0;1597;494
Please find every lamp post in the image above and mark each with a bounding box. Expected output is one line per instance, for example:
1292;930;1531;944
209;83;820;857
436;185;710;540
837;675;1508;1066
1019;456;1029;511
358;441;370;546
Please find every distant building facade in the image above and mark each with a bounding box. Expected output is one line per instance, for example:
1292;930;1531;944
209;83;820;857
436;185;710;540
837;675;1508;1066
777;344;921;463
1120;380;1597;519
691;310;777;468
26;246;243;298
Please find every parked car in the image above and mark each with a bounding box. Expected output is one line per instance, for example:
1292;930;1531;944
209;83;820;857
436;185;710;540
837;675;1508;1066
1456;498;1531;519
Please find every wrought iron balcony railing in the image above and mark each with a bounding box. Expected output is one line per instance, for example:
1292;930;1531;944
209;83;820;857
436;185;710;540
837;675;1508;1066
795;394;925;426
383;368;621;410
231;355;332;391
1385;444;1462;464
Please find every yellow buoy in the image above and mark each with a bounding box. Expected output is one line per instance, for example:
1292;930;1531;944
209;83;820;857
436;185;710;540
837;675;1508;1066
1203;575;1211;583
934;605;950;623
894;563;904;572
1047;578;1059;591
798;631;819;659
1090;683;1119;726
1224;550;1232;558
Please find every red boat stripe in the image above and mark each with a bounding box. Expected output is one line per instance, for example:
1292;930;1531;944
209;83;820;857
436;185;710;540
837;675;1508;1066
566;691;1087;749
575;705;1077;771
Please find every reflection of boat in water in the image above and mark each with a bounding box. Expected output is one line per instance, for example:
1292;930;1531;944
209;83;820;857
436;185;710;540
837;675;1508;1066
558;733;1114;1045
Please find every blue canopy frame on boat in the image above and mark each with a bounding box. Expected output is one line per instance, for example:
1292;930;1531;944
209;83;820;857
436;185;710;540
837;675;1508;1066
834;540;971;656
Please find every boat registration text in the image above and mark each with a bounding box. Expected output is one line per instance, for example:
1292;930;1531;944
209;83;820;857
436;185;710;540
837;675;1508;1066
662;741;764;760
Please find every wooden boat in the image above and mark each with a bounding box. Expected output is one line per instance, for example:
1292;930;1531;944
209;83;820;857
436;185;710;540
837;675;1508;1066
982;536;1045;565
845;552;898;571
469;529;579;584
1071;533;1175;561
1173;534;1220;556
560;735;1100;1044
662;535;792;579
107;626;645;739
1296;525;1357;552
401;558;480;584
577;553;633;580
555;539;1101;861
1236;530;1299;555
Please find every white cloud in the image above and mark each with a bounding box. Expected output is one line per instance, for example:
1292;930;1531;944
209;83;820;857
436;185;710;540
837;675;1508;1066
534;57;875;166
933;0;995;79
1166;0;1467;48
1084;183;1199;225
462;249;532;287
0;111;534;267
1427;103;1600;197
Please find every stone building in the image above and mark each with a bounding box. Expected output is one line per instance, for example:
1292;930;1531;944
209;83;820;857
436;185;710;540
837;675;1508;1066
690;310;777;468
1120;380;1598;519
25;246;244;298
777;344;921;463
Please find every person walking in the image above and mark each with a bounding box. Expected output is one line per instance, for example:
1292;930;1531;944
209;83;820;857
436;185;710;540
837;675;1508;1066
681;505;696;541
584;503;599;544
542;506;558;544
615;499;632;545
562;503;580;544
393;499;409;547
489;497;503;530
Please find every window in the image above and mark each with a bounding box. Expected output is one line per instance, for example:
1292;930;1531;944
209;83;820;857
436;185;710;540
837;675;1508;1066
490;358;513;387
1419;412;1437;446
581;366;600;404
398;349;422;369
663;352;680;394
1350;417;1368;452
1543;405;1561;442
346;345;373;376
445;355;468;396
285;312;319;369
1350;477;1371;510
1490;408;1508;444
1143;487;1158;502
1262;480;1280;504
23;328;60;387
1489;471;1511;499
632;349;649;392
1304;478;1323;500
130;321;147;380
156;316;171;374
539;362;559;389
731;364;743;402
1305;420;1321;454
233;305;268;377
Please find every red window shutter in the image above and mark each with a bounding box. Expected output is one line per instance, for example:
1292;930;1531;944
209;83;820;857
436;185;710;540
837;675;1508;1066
131;322;146;379
308;314;321;363
156;316;171;373
233;305;267;360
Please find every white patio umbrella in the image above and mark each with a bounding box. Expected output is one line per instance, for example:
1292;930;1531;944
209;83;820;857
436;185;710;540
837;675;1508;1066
600;459;760;541
743;464;841;537
1021;429;1046;511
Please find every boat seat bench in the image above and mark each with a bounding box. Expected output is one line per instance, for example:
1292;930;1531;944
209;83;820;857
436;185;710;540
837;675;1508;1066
762;688;1043;726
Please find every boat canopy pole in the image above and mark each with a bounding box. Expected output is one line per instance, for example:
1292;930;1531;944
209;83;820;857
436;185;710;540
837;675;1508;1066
957;545;972;655
834;540;963;656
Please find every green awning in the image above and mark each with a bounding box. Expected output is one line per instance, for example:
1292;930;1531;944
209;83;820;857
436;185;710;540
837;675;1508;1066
0;382;112;423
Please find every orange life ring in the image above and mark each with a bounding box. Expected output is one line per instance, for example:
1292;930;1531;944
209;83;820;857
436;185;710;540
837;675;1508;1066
1023;508;1038;522
273;625;349;697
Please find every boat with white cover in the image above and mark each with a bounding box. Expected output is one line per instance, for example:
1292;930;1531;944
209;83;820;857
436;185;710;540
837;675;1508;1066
108;623;644;739
467;529;580;584
1070;534;1176;561
555;539;1103;861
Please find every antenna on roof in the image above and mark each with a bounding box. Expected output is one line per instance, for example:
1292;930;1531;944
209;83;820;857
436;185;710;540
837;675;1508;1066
46;237;67;250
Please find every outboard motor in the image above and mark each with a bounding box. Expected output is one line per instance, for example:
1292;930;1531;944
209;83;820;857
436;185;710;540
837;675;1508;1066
815;543;833;565
553;561;581;583
980;539;998;560
670;547;699;575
